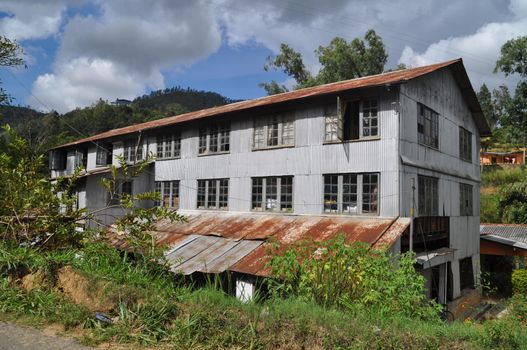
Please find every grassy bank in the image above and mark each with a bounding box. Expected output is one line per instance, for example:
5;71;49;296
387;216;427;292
1;242;527;349
480;165;527;223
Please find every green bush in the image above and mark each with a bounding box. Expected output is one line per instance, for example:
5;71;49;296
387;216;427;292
481;319;520;349
512;269;527;295
266;235;441;320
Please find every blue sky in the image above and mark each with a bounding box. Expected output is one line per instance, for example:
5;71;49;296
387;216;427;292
1;0;526;113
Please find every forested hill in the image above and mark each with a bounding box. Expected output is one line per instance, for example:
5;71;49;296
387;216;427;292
0;105;45;128
133;86;238;111
0;87;240;153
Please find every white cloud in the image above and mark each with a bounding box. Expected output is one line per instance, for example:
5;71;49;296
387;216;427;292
30;57;163;112
0;0;71;41
398;2;527;90
29;0;222;112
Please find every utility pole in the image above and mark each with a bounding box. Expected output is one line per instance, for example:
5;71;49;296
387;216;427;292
410;178;416;252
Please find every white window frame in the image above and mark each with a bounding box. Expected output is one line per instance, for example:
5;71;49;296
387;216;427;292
156;133;181;160
198;122;230;155
323;173;379;215
123;139;144;163
154;180;180;208
252;113;295;150
197;178;229;210
324;97;380;142
251;176;294;212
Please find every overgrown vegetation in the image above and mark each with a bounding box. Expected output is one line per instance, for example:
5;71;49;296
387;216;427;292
481;166;527;223
267;236;440;320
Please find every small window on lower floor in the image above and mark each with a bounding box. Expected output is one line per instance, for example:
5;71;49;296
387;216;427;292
154;181;180;208
197;179;228;210
108;180;133;205
251;176;293;212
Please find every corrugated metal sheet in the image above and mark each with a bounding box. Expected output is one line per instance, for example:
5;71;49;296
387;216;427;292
481;224;527;245
53;58;489;150
153;211;408;277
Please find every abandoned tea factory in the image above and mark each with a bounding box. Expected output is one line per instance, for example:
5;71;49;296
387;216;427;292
49;58;489;307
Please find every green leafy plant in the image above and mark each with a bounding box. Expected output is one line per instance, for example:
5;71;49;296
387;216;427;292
512;269;527;295
266;235;440;320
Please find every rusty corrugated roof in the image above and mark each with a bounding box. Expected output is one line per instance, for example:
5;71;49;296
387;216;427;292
53;58;489;150
154;211;410;277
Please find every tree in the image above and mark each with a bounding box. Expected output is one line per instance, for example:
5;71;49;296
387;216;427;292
261;29;388;95
477;84;499;130
0;36;25;105
495;36;527;78
494;36;527;148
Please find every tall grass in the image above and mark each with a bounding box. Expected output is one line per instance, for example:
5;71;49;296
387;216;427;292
481;165;527;187
2;241;527;349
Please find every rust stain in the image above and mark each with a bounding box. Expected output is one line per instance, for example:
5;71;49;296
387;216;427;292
53;59;475;150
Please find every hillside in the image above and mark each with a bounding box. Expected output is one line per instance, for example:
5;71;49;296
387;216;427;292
481;165;527;223
0;87;240;151
0;105;45;129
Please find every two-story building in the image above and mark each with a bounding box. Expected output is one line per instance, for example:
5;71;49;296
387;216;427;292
50;58;490;305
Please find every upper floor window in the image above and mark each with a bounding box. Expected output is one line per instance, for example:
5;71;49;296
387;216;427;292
74;149;88;169
324;98;379;142
123;139;143;163
459;127;472;162
157;133;181;159
418;175;438;216
253;113;295;149
459;183;473;216
199;122;230;155
154;180;180;208
323;173;379;215
197;178;228;210
417;103;439;149
251;176;293;212
49;150;67;170
96;142;113;167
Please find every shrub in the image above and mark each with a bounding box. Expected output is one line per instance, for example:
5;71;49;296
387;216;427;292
512;269;527;295
266;235;440;320
481;319;520;349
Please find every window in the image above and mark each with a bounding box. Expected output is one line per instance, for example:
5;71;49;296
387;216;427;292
459;127;472;162
123;139;143;162
108;180;133;205
198;122;230;155
361;99;378;137
323;173;378;215
362;173;379;213
418;175;439;216
459;183;473;216
251;176;293;212
49;150;67;170
417;104;439;148
74;149;88;169
324;98;378;142
157;133;181;159
96;142;113;167
253;113;295;149
459;257;475;290
154;181;180;208
197;179;228;210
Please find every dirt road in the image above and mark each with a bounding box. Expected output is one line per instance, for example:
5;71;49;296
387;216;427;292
0;321;92;350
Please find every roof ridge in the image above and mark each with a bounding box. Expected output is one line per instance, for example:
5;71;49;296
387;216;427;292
53;58;465;149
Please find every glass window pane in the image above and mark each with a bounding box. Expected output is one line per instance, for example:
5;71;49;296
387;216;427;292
343;174;358;213
280;176;293;211
323;175;339;213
